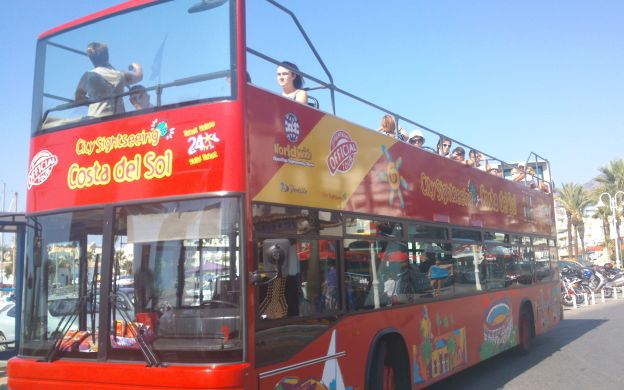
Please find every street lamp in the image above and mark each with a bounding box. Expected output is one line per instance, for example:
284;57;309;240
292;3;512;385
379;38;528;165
597;191;624;268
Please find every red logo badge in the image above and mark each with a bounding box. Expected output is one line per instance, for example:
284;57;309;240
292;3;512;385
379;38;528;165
327;130;358;175
28;150;58;189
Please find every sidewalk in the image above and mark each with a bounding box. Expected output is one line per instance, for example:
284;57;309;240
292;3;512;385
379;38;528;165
0;360;6;389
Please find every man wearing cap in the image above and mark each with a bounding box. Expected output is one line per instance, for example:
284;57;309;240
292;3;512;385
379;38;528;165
407;129;425;148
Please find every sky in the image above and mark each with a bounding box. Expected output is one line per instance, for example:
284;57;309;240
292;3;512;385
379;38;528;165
1;0;623;212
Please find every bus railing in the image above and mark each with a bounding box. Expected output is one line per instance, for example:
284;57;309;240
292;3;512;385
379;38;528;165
250;0;554;194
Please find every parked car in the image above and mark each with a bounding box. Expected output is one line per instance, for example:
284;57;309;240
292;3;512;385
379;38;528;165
0;303;17;350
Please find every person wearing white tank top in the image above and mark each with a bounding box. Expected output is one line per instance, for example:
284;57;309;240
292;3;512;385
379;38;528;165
276;61;308;105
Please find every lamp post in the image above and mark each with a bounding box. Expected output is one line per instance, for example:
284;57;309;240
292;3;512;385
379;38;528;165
597;191;624;269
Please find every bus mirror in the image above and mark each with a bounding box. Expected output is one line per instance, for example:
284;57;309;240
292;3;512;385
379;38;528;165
188;0;228;13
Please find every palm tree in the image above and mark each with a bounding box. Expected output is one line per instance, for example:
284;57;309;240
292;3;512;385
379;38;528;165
592;205;612;259
594;159;624;258
556;183;592;259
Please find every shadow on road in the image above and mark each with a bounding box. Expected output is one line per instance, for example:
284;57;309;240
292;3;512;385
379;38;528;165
427;318;606;389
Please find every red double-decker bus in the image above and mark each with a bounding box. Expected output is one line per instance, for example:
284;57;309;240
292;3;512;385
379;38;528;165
9;0;560;388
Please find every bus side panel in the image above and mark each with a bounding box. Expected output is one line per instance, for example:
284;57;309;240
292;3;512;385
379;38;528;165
247;86;554;237
254;281;560;389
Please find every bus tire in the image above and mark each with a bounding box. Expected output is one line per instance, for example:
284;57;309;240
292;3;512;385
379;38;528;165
515;304;534;355
366;336;410;390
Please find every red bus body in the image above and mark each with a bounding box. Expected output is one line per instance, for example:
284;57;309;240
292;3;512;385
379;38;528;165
10;0;560;388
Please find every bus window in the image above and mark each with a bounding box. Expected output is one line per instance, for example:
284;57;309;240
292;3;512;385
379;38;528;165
36;0;234;132
345;218;403;238
510;245;534;286
453;243;485;295
22;210;104;359
252;205;342;236
255;238;339;367
451;228;481;242
407;224;448;240
110;198;242;363
344;239;412;309
403;241;453;300
533;237;552;281
482;244;511;290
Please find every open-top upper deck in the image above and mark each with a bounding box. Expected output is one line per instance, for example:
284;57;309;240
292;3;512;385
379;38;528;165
27;0;554;237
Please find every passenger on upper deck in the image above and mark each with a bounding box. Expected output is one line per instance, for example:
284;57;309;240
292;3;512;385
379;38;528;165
437;136;452;157
75;42;143;118
377;115;408;140
407;129;425;148
466;149;489;171
129;85;153;110
450;146;467;164
511;163;526;182
488;167;503;177
277;61;308;104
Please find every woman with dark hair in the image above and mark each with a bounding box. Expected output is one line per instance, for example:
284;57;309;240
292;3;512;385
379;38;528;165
276;61;308;104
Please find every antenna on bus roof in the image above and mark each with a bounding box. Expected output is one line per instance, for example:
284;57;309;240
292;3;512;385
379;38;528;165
188;0;228;13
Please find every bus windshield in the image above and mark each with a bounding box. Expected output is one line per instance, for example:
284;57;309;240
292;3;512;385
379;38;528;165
35;0;234;133
21;197;243;364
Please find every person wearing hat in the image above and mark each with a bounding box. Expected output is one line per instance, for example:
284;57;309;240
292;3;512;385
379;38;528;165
407;129;425;148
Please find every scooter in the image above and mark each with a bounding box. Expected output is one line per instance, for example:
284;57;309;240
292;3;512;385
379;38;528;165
588;267;613;298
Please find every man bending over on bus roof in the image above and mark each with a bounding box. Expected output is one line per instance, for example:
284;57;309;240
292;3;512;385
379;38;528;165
129;85;154;110
75;42;143;118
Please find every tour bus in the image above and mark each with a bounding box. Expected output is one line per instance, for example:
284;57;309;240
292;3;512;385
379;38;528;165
9;0;561;389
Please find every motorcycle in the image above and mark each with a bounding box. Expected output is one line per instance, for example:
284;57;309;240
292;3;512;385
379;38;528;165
560;273;585;306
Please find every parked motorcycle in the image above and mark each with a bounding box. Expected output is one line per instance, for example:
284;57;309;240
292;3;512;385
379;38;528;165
560;273;585;306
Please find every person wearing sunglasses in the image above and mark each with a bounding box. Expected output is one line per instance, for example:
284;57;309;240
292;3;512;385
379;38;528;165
436;136;452;157
451;146;468;164
407;129;425;148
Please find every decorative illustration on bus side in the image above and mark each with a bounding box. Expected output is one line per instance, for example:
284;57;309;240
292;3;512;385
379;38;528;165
273;330;351;390
151;118;176;140
327;130;358;176
467;179;480;206
378;144;408;208
536;286;562;330
479;299;515;360
414;306;467;384
284;112;300;143
28;149;58;189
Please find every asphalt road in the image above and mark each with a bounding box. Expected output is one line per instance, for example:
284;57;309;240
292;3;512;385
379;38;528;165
429;298;624;390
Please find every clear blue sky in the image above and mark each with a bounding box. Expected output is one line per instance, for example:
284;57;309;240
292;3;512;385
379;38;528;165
2;0;623;212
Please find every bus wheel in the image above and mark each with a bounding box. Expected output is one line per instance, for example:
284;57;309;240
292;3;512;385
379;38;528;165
367;338;410;390
515;306;534;355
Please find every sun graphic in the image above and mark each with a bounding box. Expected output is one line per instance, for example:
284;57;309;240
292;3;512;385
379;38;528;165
378;145;408;208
